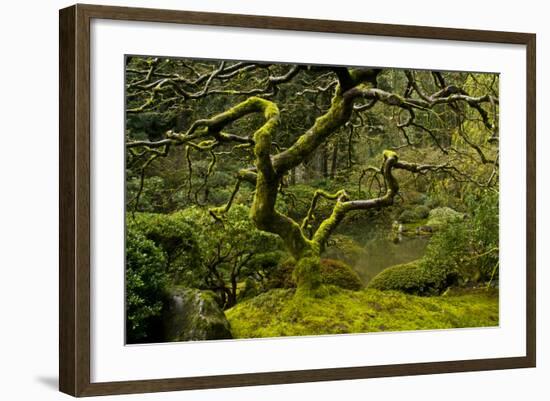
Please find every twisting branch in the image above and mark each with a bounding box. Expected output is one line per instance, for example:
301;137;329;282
301;189;349;235
127;143;171;213
404;70;496;130
195;150;217;204
313;151;400;250
209;177;242;219
358;166;382;196
455;122;498;165
125;62;499;287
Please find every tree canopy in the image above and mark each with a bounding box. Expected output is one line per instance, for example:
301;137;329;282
125;56;499;291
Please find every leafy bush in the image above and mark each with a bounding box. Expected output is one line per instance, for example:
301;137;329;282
465;191;499;281
175;204;284;307
126;175;167;213
423;196;441;209
405;191;427;205
127;212;203;286
427;207;464;229
422;222;469;283
127;205;285;309
263;258;296;289
126;227;169;343
398;205;431;223
423;191;499;285
413;205;431;219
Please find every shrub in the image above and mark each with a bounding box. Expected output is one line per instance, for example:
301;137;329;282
172;204;284;307
126;227;169;343
398;204;431;223
127;212;203;286
467;192;499;281
422;221;470;281
427;207;464;229
126;176;166;213
406;191;427;205
413;205;431;219
422;192;498;286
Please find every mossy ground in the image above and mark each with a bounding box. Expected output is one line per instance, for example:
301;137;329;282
226;287;498;339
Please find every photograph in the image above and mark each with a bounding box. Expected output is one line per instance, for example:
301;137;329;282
124;56;500;344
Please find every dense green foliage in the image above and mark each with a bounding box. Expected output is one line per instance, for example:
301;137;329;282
127;212;202;284
423;192;499;284
126;227;169;343
369;191;499;295
127;205;284;310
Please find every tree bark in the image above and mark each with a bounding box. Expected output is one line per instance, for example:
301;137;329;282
330;140;338;179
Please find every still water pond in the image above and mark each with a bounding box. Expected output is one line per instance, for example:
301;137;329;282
353;234;429;284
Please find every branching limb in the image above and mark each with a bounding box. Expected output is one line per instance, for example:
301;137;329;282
313;151;399;251
358;166;382;196
209;177;242;219
301;189;349;235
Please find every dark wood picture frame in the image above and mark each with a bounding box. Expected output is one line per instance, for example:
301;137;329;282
59;3;536;397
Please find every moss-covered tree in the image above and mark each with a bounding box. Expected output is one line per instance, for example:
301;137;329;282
126;58;498;293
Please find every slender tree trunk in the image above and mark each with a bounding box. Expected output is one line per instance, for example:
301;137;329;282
321;144;329;178
330;140;339;179
228;272;238;308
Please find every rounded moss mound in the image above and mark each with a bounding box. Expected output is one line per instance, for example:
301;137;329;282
319;259;363;290
225;287;499;338
265;259;297;289
266;258;363;290
398;205;431;223
367;260;453;296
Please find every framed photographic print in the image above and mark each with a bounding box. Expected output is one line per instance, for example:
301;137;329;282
59;4;536;397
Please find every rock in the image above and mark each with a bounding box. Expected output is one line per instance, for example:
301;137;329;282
427;207;465;229
162;287;232;341
415;225;433;235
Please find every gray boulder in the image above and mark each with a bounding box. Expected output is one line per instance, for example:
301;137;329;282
163;287;232;341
